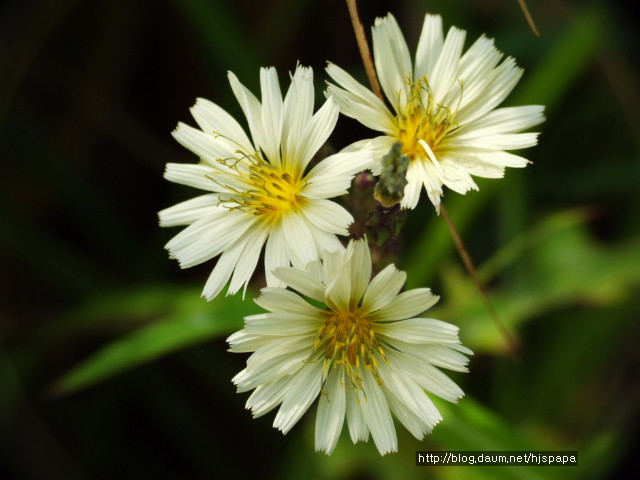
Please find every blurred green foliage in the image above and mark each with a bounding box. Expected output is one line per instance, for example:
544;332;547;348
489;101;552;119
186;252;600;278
1;0;639;479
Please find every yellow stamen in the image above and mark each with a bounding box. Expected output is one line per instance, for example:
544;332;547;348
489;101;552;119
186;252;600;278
395;76;461;161
313;310;387;389
209;151;305;219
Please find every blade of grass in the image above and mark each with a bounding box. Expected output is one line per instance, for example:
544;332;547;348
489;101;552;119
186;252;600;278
48;290;261;396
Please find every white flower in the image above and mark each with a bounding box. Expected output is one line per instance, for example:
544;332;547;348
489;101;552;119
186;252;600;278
159;65;371;300
326;13;545;211
228;238;471;455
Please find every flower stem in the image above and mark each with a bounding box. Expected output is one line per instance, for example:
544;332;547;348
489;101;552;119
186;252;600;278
345;0;383;101
517;0;540;37
440;204;520;359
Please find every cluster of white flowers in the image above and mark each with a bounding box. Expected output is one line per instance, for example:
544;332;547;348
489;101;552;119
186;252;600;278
160;13;543;455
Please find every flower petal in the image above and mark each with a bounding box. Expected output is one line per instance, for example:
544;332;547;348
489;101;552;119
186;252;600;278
325;63;396;134
414;14;444;79
259;67;284;166
283;65;314;167
372;13;412;110
429;26;466;104
359;368;397;455
189;97;253;152
315;367;346;455
273;363;323;433
361;264;407;314
370;288;439;322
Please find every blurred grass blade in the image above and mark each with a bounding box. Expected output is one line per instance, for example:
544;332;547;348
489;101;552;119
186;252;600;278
50;291;260;396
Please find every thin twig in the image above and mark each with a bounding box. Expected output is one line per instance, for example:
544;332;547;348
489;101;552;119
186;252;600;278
517;0;540;37
440;205;520;359
345;0;383;101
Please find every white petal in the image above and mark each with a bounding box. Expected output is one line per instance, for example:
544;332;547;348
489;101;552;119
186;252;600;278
441;155;503;181
259;67;284;166
456;57;523;124
172;123;239;166
293;97;340;175
414;14;444;79
386;349;465;402
324;257;352;313
254;287;323;316
245;376;291;418
378;363;441;437
163;163;221;192
201;239;247;300
376;318;461;345
384;339;470;372
430;26;466;104
301;199;352;236
228;71;265;154
227;222;270;296
246;334;314;369
370;289;439;322
473;151;531;168
304;150;373;199
315;367;346;454
361;264;407;314
457;132;540;151
322;249;346;286
244;312;320;336
272;266;326;303
347;238;372;310
452;105;545;138
438;160;479;194
372;13;412;110
273;363;323;433
400;160;425;209
341;136;396;176
454;37;504;111
189;97;253;152
325;63;396;134
264;224;289;287
283;65;314;166
227;330;271;353
281;212;318;269
359;368;397;455
307;223;345;259
164;210;252;267
234;345;310;393
382;387;431;439
345;386;369;443
158;194;221;227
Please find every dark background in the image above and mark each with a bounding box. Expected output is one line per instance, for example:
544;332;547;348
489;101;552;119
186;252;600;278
1;0;639;479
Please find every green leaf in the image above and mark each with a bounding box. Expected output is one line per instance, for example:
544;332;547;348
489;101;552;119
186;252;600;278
435;210;640;353
50;289;261;396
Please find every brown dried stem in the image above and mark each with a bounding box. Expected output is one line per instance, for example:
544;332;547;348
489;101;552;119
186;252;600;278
440;205;520;359
345;0;383;101
518;0;540;37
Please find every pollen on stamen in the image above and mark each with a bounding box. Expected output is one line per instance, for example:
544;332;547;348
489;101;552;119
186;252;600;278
313;311;385;389
395;75;463;162
206;152;305;217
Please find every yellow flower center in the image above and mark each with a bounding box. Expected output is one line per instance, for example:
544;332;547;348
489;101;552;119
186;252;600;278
243;162;304;216
314;310;387;388
210;151;305;219
395;76;460;161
